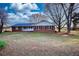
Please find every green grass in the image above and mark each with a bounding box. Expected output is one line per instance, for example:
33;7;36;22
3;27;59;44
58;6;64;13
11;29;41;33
0;40;7;48
1;32;79;55
1;31;79;44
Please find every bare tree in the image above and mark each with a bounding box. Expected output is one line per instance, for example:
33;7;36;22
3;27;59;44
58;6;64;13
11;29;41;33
45;3;67;32
0;8;7;33
61;3;75;33
29;13;48;23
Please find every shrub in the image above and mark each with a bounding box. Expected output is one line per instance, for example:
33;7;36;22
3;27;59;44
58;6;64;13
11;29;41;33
0;40;7;48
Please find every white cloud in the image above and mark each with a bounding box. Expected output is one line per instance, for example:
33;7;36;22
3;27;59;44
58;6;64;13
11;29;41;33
7;13;29;26
10;3;39;11
8;13;19;18
7;3;42;26
10;3;35;16
10;3;39;16
27;3;39;10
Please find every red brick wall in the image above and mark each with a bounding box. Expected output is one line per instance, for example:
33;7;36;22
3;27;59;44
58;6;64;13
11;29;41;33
12;29;55;32
34;30;54;32
34;28;55;32
12;26;55;32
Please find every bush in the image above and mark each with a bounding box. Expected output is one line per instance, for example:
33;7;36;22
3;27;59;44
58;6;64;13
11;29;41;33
0;40;7;48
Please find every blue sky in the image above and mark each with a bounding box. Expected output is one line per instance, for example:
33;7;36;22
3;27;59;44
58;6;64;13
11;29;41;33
0;3;45;13
0;3;46;26
31;3;45;12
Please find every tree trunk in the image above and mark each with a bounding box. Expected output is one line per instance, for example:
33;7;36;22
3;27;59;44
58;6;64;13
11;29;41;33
58;19;61;32
67;3;74;33
73;21;77;30
67;20;70;33
0;20;3;33
61;3;74;33
0;25;3;33
58;27;61;32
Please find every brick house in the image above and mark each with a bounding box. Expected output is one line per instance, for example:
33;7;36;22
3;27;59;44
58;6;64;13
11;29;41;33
12;20;55;32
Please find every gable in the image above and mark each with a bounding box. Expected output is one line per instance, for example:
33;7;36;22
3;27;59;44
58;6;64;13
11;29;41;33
35;21;54;26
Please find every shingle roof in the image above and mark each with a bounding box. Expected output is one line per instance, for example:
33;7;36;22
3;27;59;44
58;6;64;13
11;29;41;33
12;20;55;26
12;23;34;26
36;20;53;24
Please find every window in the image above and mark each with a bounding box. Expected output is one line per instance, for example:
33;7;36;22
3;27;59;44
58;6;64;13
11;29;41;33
52;26;54;30
18;27;22;30
39;26;42;30
43;26;45;30
12;27;16;30
50;26;52;30
37;26;38;30
28;26;30;28
47;26;51;30
46;26;49;29
35;26;37;30
45;26;47;29
23;27;26;29
16;27;18;30
39;26;41;30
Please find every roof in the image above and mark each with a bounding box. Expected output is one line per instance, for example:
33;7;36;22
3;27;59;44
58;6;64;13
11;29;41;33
35;20;55;26
36;20;53;24
12;23;34;27
12;20;55;27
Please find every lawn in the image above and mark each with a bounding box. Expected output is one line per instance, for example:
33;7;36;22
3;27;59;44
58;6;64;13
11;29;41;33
0;31;79;56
